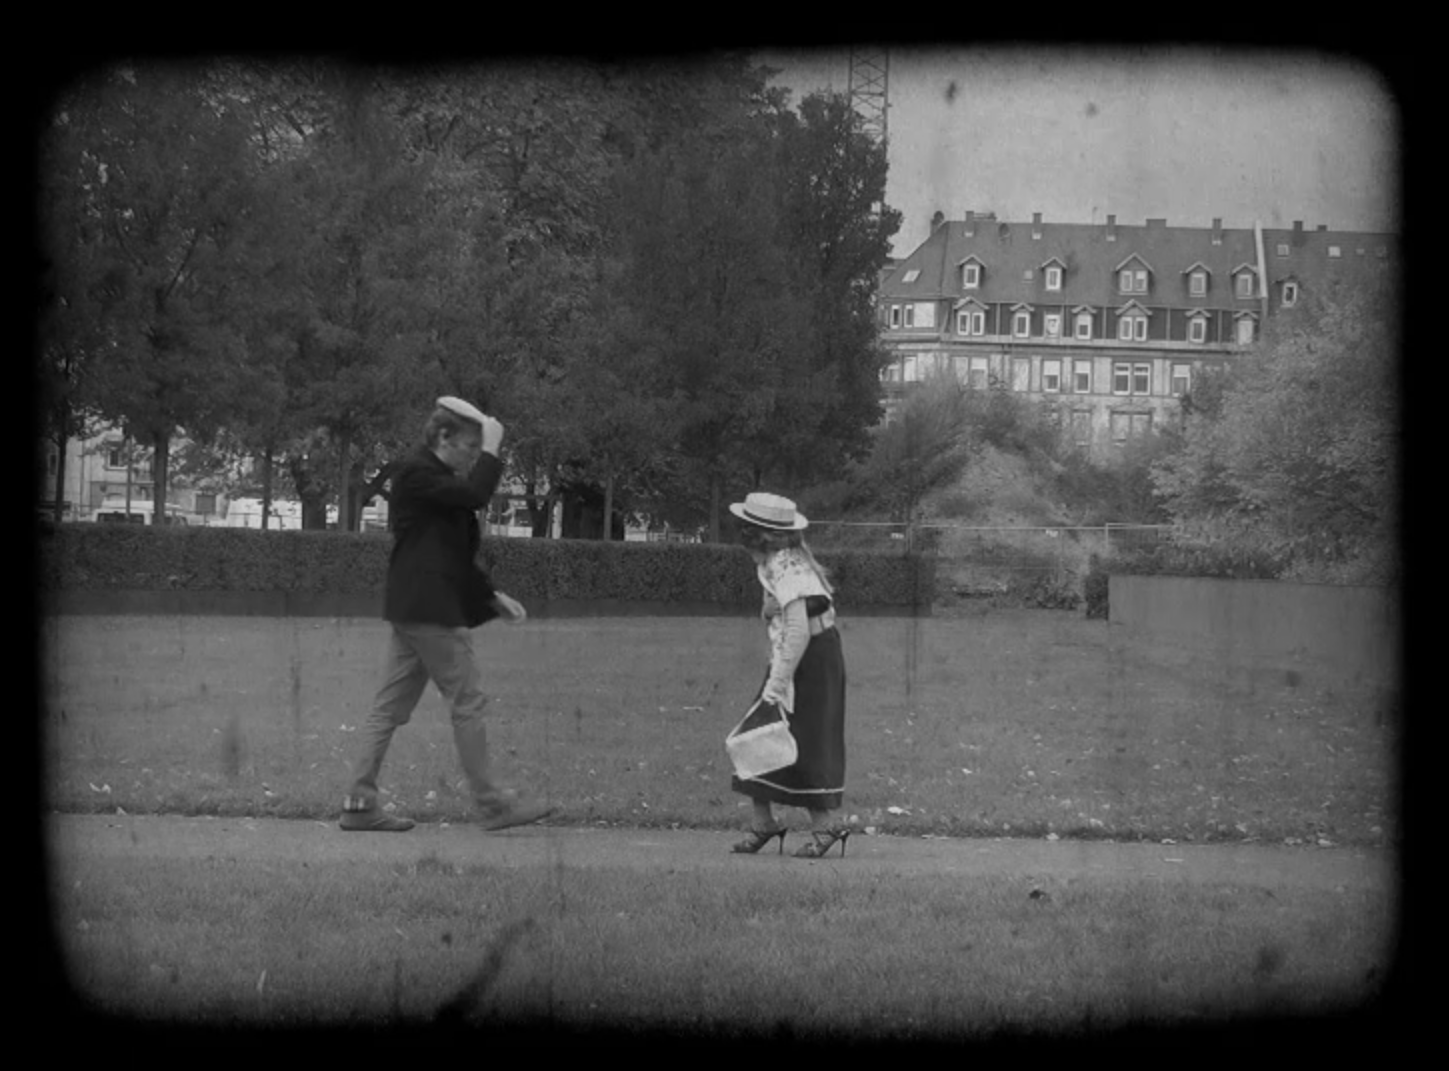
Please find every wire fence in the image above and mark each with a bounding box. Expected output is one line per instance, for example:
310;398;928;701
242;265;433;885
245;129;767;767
807;521;1178;598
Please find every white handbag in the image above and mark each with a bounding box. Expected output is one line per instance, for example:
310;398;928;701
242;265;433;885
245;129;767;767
725;697;798;780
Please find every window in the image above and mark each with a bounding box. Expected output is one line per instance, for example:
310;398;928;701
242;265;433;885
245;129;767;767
1133;364;1151;395
969;357;989;390
1013;312;1030;337
1189;271;1206;297
1110;412;1153;446
904;304;915;328
913;303;936;329
1113;363;1131;395
1044;313;1062;338
902;355;919;382
1012;358;1030;392
1236;317;1255;345
1045;266;1062;291
1283;282;1299;307
881;361;902;383
890;305;901;329
1074;360;1092;393
1042;359;1061;393
1119;269;1132;292
963;263;981;288
1276;242;1290;257
902;269;920;283
106;444;125;469
1171;364;1191;396
1119;314;1147;341
1235;272;1254;298
958;310;985;336
1072;410;1092;447
1075;313;1092;340
1189;317;1207;344
1328;245;1342;258
1135;269;1147;292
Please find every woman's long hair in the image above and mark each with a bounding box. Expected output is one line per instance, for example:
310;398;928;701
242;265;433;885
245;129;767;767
758;529;834;597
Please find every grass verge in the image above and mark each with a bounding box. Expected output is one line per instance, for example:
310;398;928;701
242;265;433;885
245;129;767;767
42;612;1396;845
54;844;1392;1038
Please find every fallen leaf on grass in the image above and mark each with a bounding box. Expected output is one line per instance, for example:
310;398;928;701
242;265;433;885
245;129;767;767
887;806;909;815
1045;833;1060;842
257;970;267;996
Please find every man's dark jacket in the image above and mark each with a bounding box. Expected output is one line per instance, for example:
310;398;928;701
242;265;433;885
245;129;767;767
382;446;503;629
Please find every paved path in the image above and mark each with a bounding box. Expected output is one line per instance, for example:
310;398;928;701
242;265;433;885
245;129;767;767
49;814;1392;893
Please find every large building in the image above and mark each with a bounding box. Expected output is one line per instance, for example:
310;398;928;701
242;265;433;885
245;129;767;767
875;212;1394;458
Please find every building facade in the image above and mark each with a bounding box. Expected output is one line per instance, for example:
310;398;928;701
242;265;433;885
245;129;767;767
39;429;227;525
875;212;1394;458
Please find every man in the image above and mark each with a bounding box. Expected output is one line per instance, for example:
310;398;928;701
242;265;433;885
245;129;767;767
339;395;554;833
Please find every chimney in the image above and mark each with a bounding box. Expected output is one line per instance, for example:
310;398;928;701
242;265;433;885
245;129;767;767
1317;224;1327;232
1106;214;1117;241
931;210;946;233
1293;221;1303;234
1212;218;1223;245
1146;218;1166;228
965;210;976;236
1032;212;1042;239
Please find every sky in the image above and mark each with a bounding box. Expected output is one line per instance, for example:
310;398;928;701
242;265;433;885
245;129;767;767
754;47;1399;259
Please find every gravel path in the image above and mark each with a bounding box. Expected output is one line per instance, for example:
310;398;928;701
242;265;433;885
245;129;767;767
48;814;1392;892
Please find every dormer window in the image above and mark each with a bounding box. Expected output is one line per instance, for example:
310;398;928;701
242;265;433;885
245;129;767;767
1328;245;1342;258
1188;314;1208;344
1118;268;1148;293
1235;272;1255;299
1117;313;1148;342
889;305;901;329
1189;271;1207;297
1045;266;1062;291
1282;281;1299;307
1013;311;1031;338
961;259;982;289
904;304;915;328
1044;313;1062;338
1275;242;1290;257
956;308;986;336
1074;311;1093;340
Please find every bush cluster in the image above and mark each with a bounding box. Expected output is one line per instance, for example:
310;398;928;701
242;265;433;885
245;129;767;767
40;524;936;612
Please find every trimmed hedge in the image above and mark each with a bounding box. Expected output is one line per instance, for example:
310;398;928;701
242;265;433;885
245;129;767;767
39;524;935;614
1083;543;1282;619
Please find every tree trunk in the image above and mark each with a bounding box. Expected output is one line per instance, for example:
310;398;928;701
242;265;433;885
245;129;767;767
336;429;353;532
291;455;328;530
346;459;367;530
260;442;274;531
602;470;614;542
52;431;67;524
708;470;721;544
151;433;170;527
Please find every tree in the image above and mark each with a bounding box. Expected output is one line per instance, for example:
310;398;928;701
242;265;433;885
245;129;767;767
1150;281;1398;582
844;371;975;525
768;91;902;484
42;62;272;525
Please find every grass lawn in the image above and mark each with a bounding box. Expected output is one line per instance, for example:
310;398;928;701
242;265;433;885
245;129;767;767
54;842;1392;1036
42;611;1396;845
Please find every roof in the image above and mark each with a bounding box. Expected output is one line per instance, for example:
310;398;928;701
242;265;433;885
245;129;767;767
879;219;1396;312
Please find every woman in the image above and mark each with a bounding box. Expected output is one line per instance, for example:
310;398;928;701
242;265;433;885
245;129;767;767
727;492;852;859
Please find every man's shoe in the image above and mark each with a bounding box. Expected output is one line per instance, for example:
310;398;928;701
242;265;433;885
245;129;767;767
478;798;555;832
339;809;416;832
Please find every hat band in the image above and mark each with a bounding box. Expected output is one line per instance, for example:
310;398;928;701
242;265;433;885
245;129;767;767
743;508;794;528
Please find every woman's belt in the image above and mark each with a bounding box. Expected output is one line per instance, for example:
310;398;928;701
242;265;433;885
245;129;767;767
808;609;837;636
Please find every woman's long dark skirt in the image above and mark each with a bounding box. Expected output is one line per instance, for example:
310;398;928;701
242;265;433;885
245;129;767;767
731;626;846;811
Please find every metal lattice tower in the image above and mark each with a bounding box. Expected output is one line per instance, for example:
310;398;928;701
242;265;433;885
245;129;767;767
847;49;890;148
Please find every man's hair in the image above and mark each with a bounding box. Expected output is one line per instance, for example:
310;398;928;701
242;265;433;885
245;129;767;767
423;407;482;448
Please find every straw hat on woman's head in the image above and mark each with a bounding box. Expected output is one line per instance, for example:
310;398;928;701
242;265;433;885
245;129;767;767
729;492;809;532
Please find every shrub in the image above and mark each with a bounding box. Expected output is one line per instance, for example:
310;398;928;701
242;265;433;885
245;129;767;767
43;525;936;613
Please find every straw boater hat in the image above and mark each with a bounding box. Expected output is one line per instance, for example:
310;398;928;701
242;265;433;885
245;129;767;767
436;396;488;426
729;492;809;532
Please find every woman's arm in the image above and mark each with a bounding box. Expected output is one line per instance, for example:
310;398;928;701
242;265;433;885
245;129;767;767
761;598;810;708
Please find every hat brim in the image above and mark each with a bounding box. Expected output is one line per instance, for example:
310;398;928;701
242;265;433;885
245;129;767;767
728;502;809;531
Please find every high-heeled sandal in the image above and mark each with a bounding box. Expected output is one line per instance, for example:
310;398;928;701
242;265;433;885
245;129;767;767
731;826;787;855
794;826;852;859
